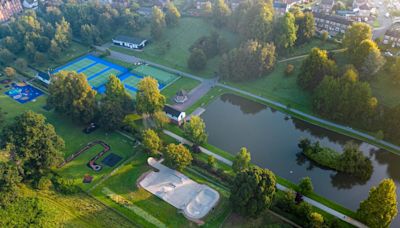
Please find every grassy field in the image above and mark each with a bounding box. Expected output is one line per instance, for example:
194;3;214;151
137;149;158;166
370;71;400;108
222;211;292;228
224;59;313;113
18;186;135;227
110;17;239;78
161;77;201;104
280;39;339;59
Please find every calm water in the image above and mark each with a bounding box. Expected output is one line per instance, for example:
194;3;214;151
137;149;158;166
201;94;400;226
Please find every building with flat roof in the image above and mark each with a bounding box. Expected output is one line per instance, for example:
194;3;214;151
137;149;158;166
313;12;354;36
112;35;148;49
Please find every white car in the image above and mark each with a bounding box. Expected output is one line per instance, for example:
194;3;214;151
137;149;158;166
385;12;390;18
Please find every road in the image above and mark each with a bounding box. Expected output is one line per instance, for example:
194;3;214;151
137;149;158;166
163;130;367;228
97;44;400;154
372;0;393;39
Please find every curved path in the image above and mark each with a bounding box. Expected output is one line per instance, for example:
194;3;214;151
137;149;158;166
163;130;367;228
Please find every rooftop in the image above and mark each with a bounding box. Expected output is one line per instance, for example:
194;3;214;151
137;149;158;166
113;35;147;44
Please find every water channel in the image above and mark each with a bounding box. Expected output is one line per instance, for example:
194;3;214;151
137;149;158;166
201;93;400;226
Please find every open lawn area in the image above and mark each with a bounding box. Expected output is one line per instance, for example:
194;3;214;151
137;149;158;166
371;71;400;108
280;39;340;59
222;211;292;228
162;77;201;104
224;59;313;113
110;17;239;78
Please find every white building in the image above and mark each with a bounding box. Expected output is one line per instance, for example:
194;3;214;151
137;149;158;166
112;35;148;50
164;105;186;125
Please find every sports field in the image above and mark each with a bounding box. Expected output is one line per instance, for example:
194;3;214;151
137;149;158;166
53;55;179;95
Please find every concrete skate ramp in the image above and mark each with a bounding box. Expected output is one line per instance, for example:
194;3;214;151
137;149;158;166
139;158;220;220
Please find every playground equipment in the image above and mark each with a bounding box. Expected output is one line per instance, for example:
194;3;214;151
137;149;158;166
58;141;111;171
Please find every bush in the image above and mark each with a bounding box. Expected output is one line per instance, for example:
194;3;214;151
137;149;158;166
285;64;294;76
37;177;53;190
298;177;313;195
52;176;80;194
192;157;233;184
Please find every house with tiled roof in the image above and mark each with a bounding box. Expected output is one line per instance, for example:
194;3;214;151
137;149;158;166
0;0;23;23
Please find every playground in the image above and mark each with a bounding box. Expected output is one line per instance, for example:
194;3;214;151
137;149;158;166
53;55;179;95
5;82;43;104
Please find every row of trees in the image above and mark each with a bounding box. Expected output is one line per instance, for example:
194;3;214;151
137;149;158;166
151;3;181;40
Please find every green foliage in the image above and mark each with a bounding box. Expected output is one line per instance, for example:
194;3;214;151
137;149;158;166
188;48;207;71
220;40;276;81
52;176;80;195
183;116;208;146
190;32;229;59
308;212;324;228
313;69;377;124
0;197;45;227
136;77;166;115
389;57;400;85
151;6;166;40
352;39;384;80
48;71;97;123
153;111;170;130
343;22;372;56
207;155;216;168
297;48;337;91
142;129;163;156
1;111;64;179
165;2;181;27
232;147;251;173
295;11;315;44
54;17;72;50
99;75;133;131
298;177;314;195
298;139;373;180
80;24;101;45
0;162;21;206
285;64;295;76
212;0;231;27
163;143;193;171
230;167;276;218
357;179;398;228
37;176;53;191
275;12;298;50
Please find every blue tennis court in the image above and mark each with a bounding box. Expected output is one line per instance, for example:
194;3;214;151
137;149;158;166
53;55;172;95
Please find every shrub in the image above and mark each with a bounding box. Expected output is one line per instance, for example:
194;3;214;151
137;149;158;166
285;64;294;76
37;177;53;190
298;177;314;195
52;176;80;194
192;156;233;184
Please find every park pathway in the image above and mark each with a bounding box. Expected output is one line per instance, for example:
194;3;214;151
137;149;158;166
163;130;368;228
96;44;400;154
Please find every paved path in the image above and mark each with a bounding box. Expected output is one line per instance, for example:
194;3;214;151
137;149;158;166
163;130;367;228
98;44;400;154
277;48;347;63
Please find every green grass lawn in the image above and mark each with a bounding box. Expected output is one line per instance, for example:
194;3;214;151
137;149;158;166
371;71;400;108
222;211;292;228
280;39;339;59
161;77;201;104
110;17;239;78
223;59;313;113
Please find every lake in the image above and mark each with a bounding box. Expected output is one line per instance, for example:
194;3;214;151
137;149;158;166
201;93;400;226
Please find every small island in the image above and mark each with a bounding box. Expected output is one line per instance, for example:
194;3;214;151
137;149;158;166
298;139;373;181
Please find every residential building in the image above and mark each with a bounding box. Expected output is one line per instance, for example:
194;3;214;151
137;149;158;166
0;0;23;23
317;0;335;13
112;35;148;49
383;28;400;47
164;105;186;125
195;0;210;10
274;1;290;16
313;12;354;36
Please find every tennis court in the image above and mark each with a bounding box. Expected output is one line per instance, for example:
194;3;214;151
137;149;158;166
133;65;178;86
53;55;178;95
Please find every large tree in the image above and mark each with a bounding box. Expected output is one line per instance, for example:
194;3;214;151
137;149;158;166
183;116;208;147
295;11;315;44
188;48;207;71
230;167;276;217
54;17;72;50
1;111;64;179
297;48;337;91
357;179;398;227
136;77;166;116
275;12;298;51
0;162;21;206
165;2;181;27
212;0;231;27
343;22;372;56
163;143;193;171
48;71;97;123
142;129;163;156
99;75;132;131
232;147;251;173
151;6;166;40
220;40;276;81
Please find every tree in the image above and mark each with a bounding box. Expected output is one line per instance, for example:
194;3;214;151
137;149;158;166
153;111;169;130
321;31;329;42
4;67;16;79
188;48;207;71
343;22;372;56
80;24;101;45
207;155;216;168
183;116;208;147
1;111;64;179
0;162;21;206
0;48;15;64
99;75;132;131
297;48;337;91
142;129;163;156
0;107;5;129
308;212;324;228
232;147;251;173
338;142;373;180
151;6;166;40
49;39;61;59
298;177;313;195
275;12;298;50
34;52;47;66
212;0;231;27
357;179;398;227
230;167;276;217
389;57;400;85
351;39;384;80
54;17;72;50
136;77;166;116
48;71;97;123
220;40;276;81
295;11;315;44
14;58;27;71
165;2;181;27
163;144;193;171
